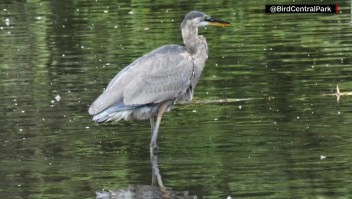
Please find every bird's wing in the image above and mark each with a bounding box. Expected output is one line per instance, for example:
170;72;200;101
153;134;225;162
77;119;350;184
88;45;194;115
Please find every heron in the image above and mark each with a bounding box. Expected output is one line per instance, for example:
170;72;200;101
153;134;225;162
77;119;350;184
88;10;230;154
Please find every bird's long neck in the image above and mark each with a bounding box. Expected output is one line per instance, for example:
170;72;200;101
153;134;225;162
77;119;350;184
181;23;206;55
181;22;208;90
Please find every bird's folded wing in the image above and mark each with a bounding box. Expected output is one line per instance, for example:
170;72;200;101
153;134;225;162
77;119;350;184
88;45;194;115
123;45;194;105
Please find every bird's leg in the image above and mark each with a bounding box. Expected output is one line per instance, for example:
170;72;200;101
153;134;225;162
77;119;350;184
150;102;168;155
149;117;156;157
150;117;155;136
150;153;167;191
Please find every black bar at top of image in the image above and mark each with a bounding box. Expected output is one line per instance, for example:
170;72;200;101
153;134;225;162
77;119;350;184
265;4;338;14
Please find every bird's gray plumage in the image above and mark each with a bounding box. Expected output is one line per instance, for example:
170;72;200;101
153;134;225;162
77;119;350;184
88;45;195;120
88;10;229;152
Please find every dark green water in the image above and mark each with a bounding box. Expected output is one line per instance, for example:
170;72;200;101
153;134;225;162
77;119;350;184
1;0;352;198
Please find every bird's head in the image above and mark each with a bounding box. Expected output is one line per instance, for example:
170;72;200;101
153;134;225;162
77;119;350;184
181;10;230;28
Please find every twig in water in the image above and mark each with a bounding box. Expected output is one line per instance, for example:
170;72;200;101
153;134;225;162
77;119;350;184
192;98;257;104
324;85;352;103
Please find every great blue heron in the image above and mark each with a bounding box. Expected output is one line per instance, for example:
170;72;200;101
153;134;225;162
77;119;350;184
88;10;230;154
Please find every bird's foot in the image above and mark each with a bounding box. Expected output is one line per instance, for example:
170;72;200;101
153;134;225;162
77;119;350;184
150;144;159;156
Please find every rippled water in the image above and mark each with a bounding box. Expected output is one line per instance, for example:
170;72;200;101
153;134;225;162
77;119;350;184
1;0;352;198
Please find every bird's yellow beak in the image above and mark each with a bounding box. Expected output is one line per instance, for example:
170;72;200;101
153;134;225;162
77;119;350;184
205;17;230;27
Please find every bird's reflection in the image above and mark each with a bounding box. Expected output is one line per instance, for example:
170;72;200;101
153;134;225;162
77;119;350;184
95;154;196;199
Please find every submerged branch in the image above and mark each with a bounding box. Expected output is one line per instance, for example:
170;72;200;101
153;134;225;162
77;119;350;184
323;85;352;103
191;97;258;104
177;97;265;106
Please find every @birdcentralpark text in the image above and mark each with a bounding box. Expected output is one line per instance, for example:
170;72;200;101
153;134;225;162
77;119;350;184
265;4;338;14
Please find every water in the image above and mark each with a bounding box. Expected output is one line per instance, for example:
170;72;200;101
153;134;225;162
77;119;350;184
1;0;352;198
